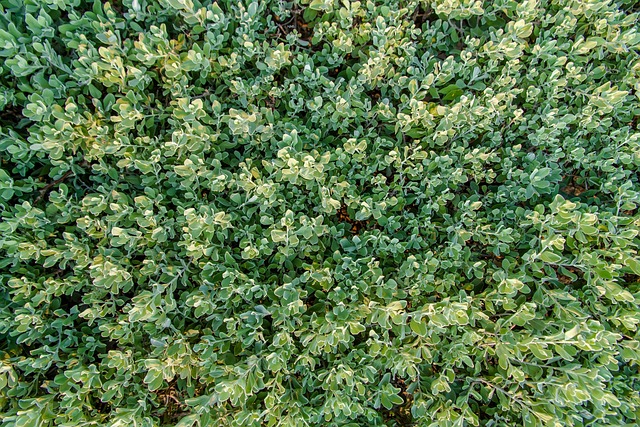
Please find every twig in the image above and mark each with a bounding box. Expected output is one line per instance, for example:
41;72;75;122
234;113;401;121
192;90;210;100
276;22;288;36
164;394;183;406
472;378;525;405
34;170;74;204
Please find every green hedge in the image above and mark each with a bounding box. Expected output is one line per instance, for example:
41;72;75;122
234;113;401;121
1;0;640;426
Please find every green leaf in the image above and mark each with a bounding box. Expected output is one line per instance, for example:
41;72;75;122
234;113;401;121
625;258;640;275
144;370;164;391
538;251;563;264
175;414;199;427
309;0;331;12
410;319;427;337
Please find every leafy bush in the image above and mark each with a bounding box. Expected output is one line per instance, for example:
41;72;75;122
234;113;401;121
1;0;640;425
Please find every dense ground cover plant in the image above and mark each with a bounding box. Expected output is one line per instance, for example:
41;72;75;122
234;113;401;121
1;0;640;425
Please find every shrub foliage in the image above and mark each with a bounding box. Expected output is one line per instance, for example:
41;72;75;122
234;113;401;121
1;0;640;426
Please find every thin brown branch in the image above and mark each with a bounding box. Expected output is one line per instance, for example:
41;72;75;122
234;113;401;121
34;170;74;204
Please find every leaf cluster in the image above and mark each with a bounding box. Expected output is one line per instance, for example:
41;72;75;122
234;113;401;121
1;0;640;426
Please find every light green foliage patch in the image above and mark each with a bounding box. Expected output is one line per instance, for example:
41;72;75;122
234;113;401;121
1;0;640;426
